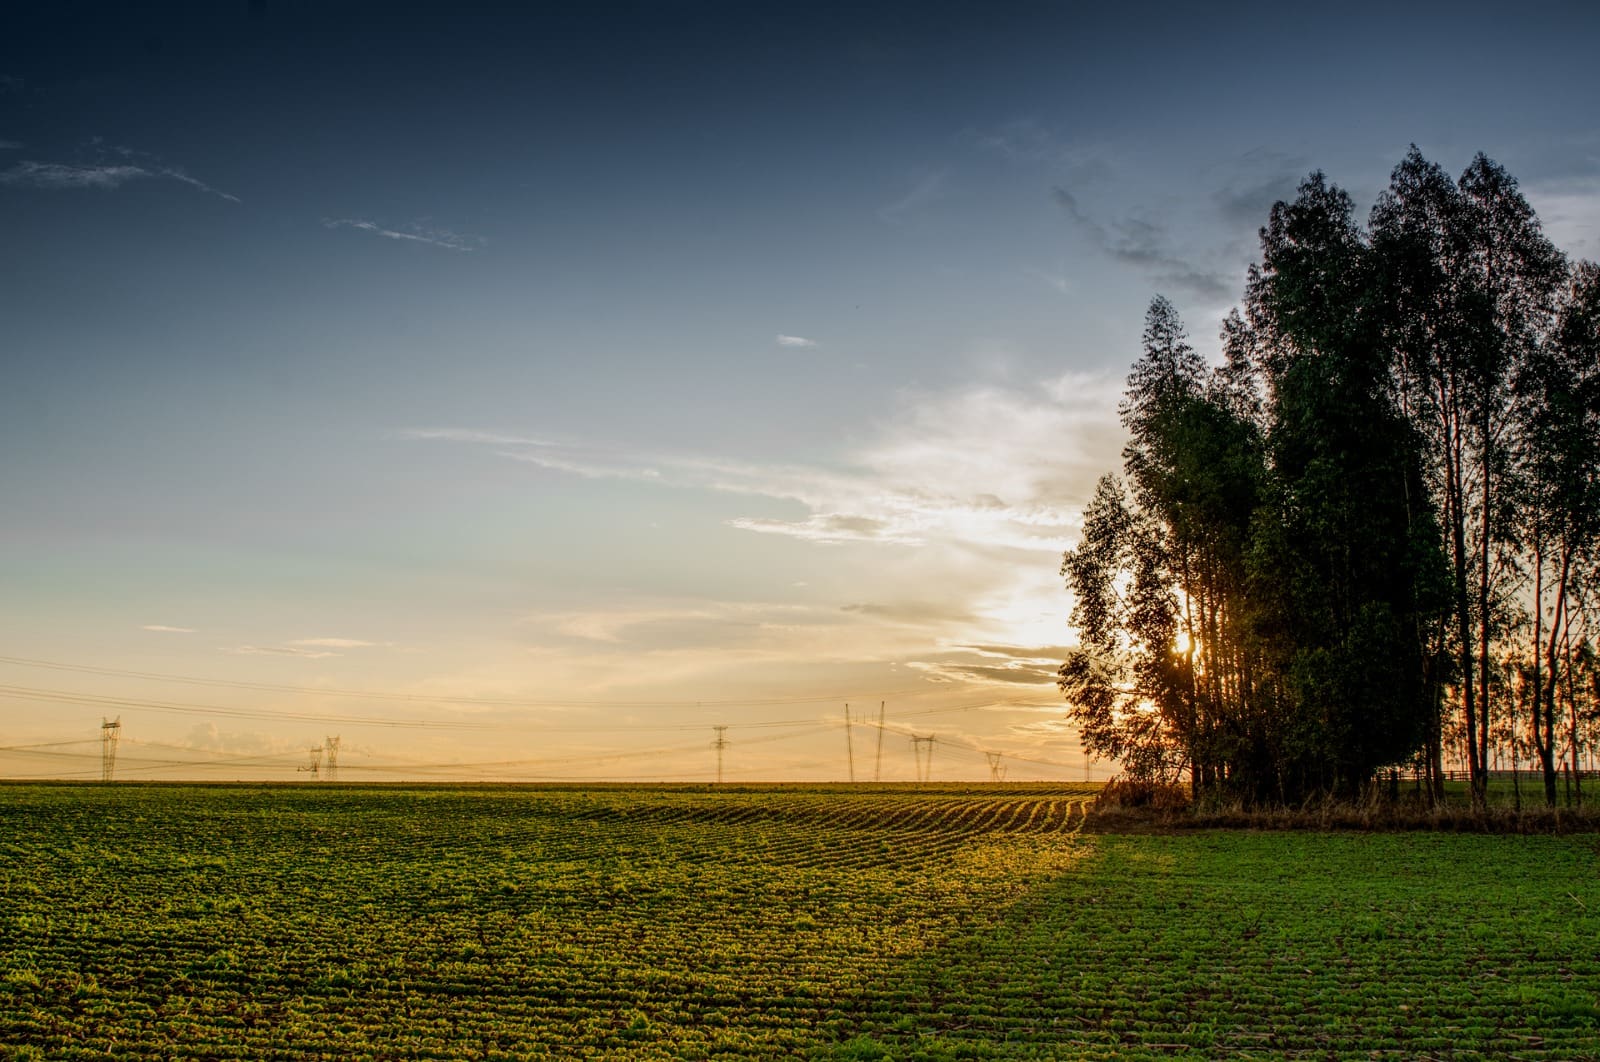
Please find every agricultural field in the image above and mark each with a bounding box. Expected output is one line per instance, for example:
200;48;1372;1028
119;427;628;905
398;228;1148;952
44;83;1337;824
0;784;1598;1059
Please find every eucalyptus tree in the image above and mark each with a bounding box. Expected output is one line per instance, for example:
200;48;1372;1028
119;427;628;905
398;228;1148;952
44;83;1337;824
1123;297;1268;792
1369;150;1565;805
1060;149;1582;807
1518;262;1600;803
1459;156;1567;803
1058;472;1189;784
1061;298;1267;797
1245;174;1449;800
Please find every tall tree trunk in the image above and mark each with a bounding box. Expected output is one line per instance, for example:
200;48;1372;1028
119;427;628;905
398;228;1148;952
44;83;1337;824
1475;407;1494;807
1539;550;1570;806
1530;538;1556;806
1180;554;1202;797
1446;395;1482;804
1564;628;1583;806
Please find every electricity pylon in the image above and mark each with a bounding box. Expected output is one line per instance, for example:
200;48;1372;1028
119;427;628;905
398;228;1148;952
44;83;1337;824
874;702;885;782
844;704;855;783
100;717;121;782
711;726;729;784
911;734;936;783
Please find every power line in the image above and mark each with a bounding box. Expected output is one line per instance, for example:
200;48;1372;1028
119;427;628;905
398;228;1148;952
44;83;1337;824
175;728;816;777
0;739;98;752
0;717;840;781
0;736;717;779
0;680;1056;736
0;668;1086;781
0;654;929;709
0;682;841;735
0;726;1086;782
0;684;492;730
920;730;1087;772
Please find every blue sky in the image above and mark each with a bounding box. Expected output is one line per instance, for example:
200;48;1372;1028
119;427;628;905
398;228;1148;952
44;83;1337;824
3;1;1598;780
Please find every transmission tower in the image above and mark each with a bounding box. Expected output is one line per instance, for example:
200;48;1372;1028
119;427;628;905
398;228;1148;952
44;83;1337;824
910;734;936;783
711;725;729;785
100;716;121;782
985;751;1006;783
874;701;885;782
298;744;324;779
324;735;341;782
844;704;855;783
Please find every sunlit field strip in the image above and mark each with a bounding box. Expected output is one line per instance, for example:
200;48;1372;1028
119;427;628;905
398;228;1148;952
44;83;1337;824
1;784;1596;1059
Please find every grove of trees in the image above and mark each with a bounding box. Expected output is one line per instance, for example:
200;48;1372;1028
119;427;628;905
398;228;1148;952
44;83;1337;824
1059;148;1600;807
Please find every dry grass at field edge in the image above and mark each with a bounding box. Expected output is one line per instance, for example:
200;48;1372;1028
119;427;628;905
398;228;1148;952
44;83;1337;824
1086;799;1600;835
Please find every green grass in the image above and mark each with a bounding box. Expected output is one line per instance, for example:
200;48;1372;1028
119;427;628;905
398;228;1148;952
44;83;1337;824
0;784;1597;1059
1439;774;1597;809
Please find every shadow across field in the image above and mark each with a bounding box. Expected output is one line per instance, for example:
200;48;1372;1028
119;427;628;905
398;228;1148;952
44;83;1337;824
2;785;1598;1060
818;830;1600;1060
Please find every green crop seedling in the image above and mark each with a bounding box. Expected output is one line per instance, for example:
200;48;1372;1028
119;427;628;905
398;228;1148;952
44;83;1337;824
0;784;1595;1058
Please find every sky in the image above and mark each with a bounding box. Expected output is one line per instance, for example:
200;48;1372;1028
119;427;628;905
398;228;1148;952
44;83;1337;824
3;1;1599;782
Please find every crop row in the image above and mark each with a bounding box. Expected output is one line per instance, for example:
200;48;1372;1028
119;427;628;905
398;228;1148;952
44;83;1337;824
0;785;1090;1058
835;831;1600;1059
2;785;1597;1059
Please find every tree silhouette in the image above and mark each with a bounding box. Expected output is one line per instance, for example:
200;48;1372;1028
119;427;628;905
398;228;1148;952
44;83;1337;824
1061;148;1598;806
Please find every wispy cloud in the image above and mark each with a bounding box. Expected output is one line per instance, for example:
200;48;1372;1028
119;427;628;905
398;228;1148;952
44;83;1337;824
1023;266;1073;295
219;637;382;656
404;427;560;446
878;170;948;224
410;370;1122;695
0;139;21;151
406;368;1122;554
1051;186;1230;299
1213;178;1302;229
323;217;481;251
1010;717;1080;737
181;722;293;757
965;121;1120;184
730;514;901;544
2;161;149;189
141;624;196;634
222;644;341;659
1527;175;1600;256
0;159;239;201
967;118;1062;164
160;168;241;203
841;601;976;625
1206;148;1310;229
910;659;1059;686
776;334;817;348
540;601;817;646
907;643;1069;687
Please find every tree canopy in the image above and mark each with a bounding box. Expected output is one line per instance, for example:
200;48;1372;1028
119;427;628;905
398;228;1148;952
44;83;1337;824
1061;149;1600;806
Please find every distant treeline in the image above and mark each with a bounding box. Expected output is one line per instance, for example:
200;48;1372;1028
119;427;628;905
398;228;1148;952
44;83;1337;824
1060;147;1600;807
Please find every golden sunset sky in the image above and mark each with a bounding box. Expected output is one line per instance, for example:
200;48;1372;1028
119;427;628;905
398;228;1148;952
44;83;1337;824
3;3;1597;780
